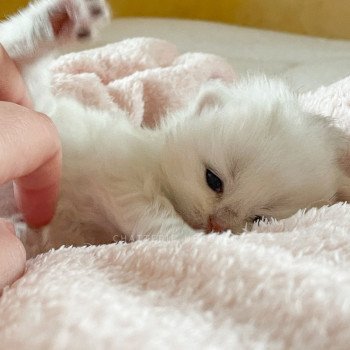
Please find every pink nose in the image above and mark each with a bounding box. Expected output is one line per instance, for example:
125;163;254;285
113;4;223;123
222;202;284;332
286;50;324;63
206;217;225;233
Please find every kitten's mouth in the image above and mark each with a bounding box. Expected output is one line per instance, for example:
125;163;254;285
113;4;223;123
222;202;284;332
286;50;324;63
186;216;225;234
173;205;225;234
180;215;226;234
206;216;225;234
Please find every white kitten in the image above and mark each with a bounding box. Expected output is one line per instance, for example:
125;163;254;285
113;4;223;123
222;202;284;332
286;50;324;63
2;0;350;258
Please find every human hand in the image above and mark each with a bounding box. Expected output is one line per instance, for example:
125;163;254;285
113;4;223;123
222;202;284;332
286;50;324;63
0;45;62;291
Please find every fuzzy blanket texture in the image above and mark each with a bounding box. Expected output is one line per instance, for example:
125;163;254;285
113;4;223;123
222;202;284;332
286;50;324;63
1;37;350;350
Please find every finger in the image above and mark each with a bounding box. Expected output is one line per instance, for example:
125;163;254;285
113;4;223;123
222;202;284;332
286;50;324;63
0;102;62;227
0;44;33;108
0;221;26;292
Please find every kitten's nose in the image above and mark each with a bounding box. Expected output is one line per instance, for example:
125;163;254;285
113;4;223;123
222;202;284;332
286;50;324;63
206;216;225;233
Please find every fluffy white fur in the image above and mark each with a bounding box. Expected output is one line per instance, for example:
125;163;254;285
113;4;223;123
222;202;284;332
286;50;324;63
2;0;350;257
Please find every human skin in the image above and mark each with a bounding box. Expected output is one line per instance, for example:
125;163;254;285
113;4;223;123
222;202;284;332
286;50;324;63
0;45;62;291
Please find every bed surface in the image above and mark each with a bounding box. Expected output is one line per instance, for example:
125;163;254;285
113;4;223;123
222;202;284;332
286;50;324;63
88;18;350;92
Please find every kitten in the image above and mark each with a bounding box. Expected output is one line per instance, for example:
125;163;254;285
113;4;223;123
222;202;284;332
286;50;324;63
2;0;350;257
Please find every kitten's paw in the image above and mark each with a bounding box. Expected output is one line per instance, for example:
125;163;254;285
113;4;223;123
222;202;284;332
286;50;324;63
47;0;110;42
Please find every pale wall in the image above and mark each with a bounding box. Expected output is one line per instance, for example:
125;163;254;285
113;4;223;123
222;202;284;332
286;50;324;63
1;0;350;39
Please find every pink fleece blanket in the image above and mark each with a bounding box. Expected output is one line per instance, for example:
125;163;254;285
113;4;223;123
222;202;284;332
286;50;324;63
1;37;350;349
51;37;235;126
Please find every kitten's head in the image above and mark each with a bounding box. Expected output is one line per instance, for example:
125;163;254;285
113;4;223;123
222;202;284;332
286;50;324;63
160;76;350;233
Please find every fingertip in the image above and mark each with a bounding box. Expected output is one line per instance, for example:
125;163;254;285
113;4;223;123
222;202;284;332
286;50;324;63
13;148;61;228
0;221;26;291
13;181;59;228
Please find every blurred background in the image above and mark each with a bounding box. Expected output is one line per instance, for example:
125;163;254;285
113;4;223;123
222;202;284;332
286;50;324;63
1;0;350;39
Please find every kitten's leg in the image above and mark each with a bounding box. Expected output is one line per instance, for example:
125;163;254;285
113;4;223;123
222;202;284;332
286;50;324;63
0;0;110;62
108;193;201;242
0;0;110;111
28;189;199;256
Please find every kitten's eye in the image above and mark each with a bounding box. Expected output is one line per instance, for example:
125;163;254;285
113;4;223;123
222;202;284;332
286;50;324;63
253;215;263;223
206;169;223;193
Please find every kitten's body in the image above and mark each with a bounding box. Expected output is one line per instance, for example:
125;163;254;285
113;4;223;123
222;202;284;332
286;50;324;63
2;0;350;257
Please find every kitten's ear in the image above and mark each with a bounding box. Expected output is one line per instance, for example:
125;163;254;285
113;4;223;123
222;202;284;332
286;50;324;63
193;81;232;115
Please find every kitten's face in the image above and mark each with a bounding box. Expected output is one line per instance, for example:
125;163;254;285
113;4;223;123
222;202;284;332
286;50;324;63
160;78;346;233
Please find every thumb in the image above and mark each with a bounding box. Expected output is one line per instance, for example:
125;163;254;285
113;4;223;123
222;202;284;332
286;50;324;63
0;220;26;292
